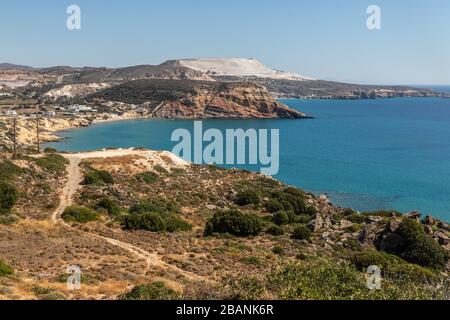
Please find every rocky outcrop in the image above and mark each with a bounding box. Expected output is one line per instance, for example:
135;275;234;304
90;79;308;119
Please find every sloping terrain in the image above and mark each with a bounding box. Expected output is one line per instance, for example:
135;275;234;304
0;150;449;300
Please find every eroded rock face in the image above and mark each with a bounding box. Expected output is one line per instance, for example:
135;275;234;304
309;212;332;232
151;82;307;119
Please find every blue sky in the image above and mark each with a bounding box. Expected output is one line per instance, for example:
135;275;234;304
0;0;449;85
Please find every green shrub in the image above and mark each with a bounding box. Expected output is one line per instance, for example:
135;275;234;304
62;206;98;223
224;260;447;300
43;147;58;153
123;212;166;232
272;246;284;255
0;259;13;276
153;165;169;175
204;210;262;237
32;154;68;174
119;281;179;300
292;224;312;240
269;187;309;215
135;172;158;184
351;250;436;281
83;169;114;185
130;197;179;215
297;214;312;224
272;211;289;225
0;182;19;214
266;199;284;213
0;160;24;181
235;190;260;206
164;216;192;232
35;182;52;194
95;197;121;216
266;225;284;236
391;219;449;271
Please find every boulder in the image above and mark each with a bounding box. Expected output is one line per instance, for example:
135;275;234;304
422;215;435;226
359;224;379;246
308;213;332;232
434;232;450;246
405;211;421;222
424;225;433;235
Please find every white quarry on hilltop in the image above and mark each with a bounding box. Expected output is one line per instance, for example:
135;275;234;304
175;58;314;81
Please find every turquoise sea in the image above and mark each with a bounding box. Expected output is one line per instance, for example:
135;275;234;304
45;97;450;221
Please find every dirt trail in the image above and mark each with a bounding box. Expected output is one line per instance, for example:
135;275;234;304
53;154;206;282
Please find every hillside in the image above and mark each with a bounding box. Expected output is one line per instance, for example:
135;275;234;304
0;149;448;300
87;79;307;119
162;58;314;81
2;58;447;100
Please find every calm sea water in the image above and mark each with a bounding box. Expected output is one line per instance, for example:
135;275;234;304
45;97;450;221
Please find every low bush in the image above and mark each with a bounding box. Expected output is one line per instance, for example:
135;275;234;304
135;172;158;184
235;190;260;206
0;160;24;181
130;197;179;215
351;250;436;281
0;182;19;214
62;206;98;223
95;197;121;216
32;154;68;174
393;219;449;271
123;212;166;232
266;225;284;236
266;199;284;213
0;259;13;277
43;147;58;153
269;187;311;215
272;211;289;225
164;216;192;232
272;246;284;255
204;210;262;237
119;281;179;300
292;224;312;240
224;260;446;300
153;165;169;175
83;169;114;185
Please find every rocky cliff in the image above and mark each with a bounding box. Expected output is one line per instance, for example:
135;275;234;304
89;79;307;119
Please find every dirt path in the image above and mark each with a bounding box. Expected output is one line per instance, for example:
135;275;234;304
53;154;206;282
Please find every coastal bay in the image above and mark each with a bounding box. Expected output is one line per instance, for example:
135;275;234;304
45;97;450;221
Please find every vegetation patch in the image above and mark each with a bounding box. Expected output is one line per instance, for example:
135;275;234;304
235;189;260;206
204;210;262;237
351;250;436;281
135;172;158;184
32;154;68;174
291;224;312;240
62;206;99;223
123;212;166;232
83;169;114;185
0;259;14;277
119;281;179;300
0;181;19;214
390;219;449;271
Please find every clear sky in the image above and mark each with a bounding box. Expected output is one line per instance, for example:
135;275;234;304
0;0;449;85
